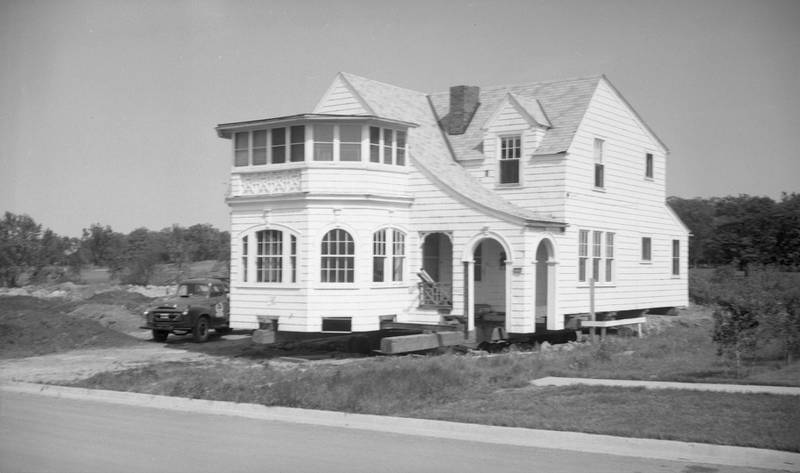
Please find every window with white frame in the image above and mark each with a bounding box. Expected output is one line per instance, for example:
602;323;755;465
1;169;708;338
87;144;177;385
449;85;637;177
290;125;305;162
369;126;381;163
240;230;297;283
392;230;405;281
383;129;394;164
579;229;614;283
645;152;654;179
271;128;286;164
372;228;406;282
252;130;267;165
578;230;589;282
594;138;605;188
592;231;602;281
313;124;334;161
499;136;521;184
605;232;615;282
234;132;249;166
372;229;386;282
642;237;652;262
396;131;407;166
339;124;362;161
672;239;680;276
241;236;248;282
256;230;283;283
321;229;355;283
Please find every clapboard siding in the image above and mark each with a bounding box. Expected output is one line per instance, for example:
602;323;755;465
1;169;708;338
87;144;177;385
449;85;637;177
314;76;370;115
556;78;688;315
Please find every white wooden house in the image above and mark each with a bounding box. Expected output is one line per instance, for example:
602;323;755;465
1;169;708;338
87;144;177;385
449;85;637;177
216;73;689;341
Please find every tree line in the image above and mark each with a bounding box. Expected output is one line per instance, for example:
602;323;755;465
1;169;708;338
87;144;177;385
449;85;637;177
668;192;800;271
0;212;229;287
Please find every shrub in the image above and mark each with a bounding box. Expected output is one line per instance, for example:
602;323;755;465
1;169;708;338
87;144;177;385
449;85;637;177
701;267;800;366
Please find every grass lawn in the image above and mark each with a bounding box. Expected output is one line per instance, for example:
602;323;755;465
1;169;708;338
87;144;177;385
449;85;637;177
70;339;800;452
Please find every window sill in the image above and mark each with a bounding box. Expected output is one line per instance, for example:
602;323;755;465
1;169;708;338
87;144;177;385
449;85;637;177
496;182;522;189
640;261;653;265
370;282;408;289
592;187;606;193
233;283;302;290
313;285;359;290
577;283;616;288
644;177;654;182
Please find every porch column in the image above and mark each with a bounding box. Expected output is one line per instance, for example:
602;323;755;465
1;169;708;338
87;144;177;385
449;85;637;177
463;260;474;332
546;260;561;330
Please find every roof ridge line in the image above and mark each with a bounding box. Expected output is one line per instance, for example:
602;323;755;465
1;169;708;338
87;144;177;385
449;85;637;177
339;72;427;96
429;74;604;96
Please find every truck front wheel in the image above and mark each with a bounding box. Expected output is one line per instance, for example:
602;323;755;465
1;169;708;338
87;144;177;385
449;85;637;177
152;330;169;342
193;316;210;342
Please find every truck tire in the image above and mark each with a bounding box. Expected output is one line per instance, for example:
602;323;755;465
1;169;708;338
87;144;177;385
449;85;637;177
193;316;210;342
152;330;169;342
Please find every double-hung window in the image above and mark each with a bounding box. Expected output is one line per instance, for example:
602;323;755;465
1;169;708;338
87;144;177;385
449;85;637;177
605;233;615;282
313;124;334;161
252;130;267;165
321;229;354;283
271;128;286;164
339;124;362;161
241;230;297;283
578;230;589;282
290;126;305;162
592;231;602;281
372;228;406;282
594;138;605;188
234;132;249;166
642;237;652;262
672;240;680;276
256;230;283;283
499;136;521;184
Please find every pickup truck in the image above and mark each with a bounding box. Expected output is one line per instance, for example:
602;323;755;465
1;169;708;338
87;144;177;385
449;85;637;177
141;278;231;342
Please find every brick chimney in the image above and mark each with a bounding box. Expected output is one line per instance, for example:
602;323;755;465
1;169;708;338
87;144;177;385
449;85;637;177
447;85;480;135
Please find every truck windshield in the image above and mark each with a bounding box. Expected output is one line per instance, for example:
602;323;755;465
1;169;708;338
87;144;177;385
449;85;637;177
177;283;210;297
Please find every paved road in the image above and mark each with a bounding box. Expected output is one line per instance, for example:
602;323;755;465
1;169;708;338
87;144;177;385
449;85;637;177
0;390;784;473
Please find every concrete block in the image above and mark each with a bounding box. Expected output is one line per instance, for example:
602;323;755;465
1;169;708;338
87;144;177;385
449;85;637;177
252;329;276;345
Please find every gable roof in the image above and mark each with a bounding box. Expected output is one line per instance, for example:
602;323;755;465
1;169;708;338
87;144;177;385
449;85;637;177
481;93;552;132
430;75;602;160
339;73;563;227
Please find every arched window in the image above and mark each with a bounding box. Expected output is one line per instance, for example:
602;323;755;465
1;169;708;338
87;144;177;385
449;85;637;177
373;228;405;282
321;229;354;283
241;229;297;283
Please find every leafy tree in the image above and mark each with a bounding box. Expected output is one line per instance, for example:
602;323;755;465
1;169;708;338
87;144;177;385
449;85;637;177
0;212;42;286
81;224;125;267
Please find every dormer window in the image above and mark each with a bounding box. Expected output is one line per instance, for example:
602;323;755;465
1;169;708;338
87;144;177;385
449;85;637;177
499;135;521;184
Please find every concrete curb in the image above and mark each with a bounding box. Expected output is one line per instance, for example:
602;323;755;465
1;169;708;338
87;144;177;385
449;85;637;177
2;382;799;471
530;376;800;395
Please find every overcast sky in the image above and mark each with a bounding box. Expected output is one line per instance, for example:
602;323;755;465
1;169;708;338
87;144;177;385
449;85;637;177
2;0;798;237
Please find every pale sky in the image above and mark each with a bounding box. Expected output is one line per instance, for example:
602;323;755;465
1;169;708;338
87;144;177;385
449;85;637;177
2;0;798;237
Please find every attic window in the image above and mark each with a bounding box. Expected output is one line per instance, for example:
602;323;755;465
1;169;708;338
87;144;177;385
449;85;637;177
594;138;605;188
499;136;521;184
645;153;654;179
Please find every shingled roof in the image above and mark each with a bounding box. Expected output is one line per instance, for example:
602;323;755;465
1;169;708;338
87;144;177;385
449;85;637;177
429;76;602;160
337;73;587;226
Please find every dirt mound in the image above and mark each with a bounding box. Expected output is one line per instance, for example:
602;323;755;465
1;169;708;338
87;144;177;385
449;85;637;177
0;296;140;359
68;303;147;334
87;290;153;311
